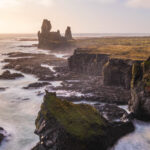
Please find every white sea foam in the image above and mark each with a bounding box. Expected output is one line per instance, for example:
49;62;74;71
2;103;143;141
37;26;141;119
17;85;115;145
0;34;150;150
41;64;56;72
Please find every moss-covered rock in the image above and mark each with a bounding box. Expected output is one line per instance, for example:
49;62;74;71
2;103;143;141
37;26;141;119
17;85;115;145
38;92;106;140
32;91;134;150
129;57;150;120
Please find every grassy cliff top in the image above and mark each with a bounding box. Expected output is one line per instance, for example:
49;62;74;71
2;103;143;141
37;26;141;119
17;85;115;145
73;37;150;60
39;92;107;140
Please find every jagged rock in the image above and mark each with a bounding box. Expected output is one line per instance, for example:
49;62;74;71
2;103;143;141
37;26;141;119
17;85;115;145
95;104;128;122
103;58;136;89
65;26;72;40
23;82;50;89
0;127;7;145
32;91;134;150
129;58;150;121
38;19;72;49
0;70;24;80
68;48;109;76
41;19;52;34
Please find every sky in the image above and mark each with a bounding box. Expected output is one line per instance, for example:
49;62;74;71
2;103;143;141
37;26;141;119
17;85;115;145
0;0;150;33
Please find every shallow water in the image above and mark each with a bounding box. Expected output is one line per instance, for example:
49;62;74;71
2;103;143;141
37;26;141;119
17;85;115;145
0;35;51;150
112;120;150;150
0;34;150;150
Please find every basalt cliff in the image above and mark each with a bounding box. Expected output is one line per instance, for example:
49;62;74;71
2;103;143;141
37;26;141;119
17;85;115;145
68;48;109;76
32;92;134;150
68;48;137;90
129;57;150;121
38;19;73;50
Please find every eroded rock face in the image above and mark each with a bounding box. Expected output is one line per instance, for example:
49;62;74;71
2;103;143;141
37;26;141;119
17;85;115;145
41;19;52;34
103;58;135;89
65;26;72;40
32;91;134;150
68;48;109;76
129;58;150;120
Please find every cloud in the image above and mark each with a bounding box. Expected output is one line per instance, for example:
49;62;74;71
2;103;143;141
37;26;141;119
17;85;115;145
88;0;117;4
0;0;53;8
127;0;150;8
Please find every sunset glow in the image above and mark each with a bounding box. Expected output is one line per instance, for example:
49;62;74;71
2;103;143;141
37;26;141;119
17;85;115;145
0;0;150;33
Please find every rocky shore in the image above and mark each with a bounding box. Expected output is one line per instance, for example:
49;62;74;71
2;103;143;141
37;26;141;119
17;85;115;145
32;92;134;150
3;50;131;104
2;40;149;149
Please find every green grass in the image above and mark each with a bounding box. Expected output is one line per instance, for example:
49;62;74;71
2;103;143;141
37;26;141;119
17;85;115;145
38;92;107;140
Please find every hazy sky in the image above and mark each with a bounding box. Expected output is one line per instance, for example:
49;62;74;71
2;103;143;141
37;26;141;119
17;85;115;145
0;0;150;33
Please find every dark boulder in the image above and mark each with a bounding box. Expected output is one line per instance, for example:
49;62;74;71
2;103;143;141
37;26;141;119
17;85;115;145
32;92;134;150
0;70;24;80
23;82;50;89
95;104;128;122
0;127;7;145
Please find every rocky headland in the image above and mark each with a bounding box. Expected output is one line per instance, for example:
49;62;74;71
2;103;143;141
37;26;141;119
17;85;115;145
38;19;73;50
32;92;134;150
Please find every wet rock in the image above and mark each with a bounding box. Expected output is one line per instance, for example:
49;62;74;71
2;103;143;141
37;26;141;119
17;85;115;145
121;112;136;122
6;52;35;58
32;92;134;150
0;87;7;91
103;58;135;89
65;26;72;40
95;104;128;122
68;48;109;76
0;127;7;145
0;70;24;80
23;82;50;89
129;58;150;121
3;53;64;81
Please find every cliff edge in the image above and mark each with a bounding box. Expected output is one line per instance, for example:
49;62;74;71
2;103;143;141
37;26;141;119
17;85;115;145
129;57;150;120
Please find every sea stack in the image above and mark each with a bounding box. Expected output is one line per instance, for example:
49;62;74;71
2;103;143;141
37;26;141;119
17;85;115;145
65;26;72;40
38;19;73;50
